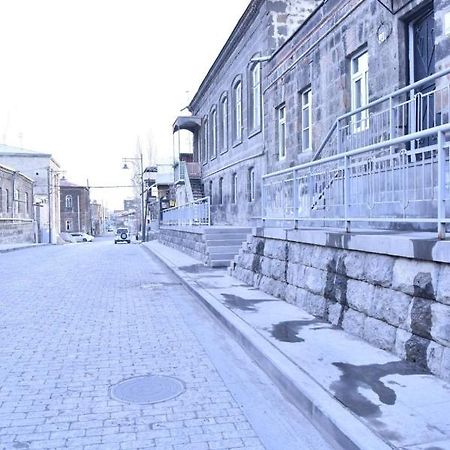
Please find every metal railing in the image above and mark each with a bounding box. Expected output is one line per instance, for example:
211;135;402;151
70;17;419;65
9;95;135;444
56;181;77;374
314;68;450;161
262;125;450;238
161;196;210;227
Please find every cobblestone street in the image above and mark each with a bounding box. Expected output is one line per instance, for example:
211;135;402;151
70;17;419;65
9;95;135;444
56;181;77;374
0;238;331;450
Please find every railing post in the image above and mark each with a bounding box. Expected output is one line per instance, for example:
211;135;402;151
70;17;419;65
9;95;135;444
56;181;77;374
293;168;298;229
437;130;446;239
389;96;395;154
344;154;351;233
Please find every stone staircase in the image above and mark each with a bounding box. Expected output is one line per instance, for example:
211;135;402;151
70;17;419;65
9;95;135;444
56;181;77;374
204;227;252;268
190;179;204;201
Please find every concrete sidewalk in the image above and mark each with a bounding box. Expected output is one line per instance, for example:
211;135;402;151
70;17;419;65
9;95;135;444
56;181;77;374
0;242;49;253
142;241;450;450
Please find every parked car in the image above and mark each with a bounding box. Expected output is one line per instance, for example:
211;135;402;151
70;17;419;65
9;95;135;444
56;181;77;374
70;232;94;242
115;228;131;244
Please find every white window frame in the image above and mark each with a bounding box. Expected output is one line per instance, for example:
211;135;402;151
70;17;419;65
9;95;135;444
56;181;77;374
301;89;312;152
248;168;255;202
65;195;73;209
202;117;209;164
250;61;262;132
233;80;243;143
350;50;369;132
220;95;229;152
210;108;217;159
277;104;286;160
232;173;238;204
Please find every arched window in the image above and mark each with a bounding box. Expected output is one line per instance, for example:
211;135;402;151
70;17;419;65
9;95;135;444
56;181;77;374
210;107;217;159
219;94;229;152
249;60;262;132
65;195;73;210
232;77;243;143
202;116;209;163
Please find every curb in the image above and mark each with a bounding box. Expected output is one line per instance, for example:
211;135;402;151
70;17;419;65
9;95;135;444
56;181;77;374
141;243;392;450
0;243;50;254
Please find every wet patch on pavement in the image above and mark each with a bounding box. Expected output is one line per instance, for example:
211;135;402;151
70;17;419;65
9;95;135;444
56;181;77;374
222;293;274;312
331;360;428;418
270;320;322;343
179;264;214;274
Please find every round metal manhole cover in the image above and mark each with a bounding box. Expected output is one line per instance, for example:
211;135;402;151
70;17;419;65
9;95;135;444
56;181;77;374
110;375;185;405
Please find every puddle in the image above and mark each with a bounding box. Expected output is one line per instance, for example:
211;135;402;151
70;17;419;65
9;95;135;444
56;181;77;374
222;293;273;312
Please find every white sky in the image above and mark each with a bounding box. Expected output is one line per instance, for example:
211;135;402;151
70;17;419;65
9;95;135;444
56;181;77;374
0;0;249;210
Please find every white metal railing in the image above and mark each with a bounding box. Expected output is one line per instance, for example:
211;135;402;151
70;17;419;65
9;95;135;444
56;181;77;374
314;68;450;161
262;125;450;238
161;196;210;227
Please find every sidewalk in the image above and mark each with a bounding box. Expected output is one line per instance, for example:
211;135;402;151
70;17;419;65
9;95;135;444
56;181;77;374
0;242;49;253
142;241;450;450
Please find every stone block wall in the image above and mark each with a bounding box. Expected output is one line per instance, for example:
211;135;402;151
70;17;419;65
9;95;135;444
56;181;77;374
158;228;207;264
231;234;450;380
0;222;34;244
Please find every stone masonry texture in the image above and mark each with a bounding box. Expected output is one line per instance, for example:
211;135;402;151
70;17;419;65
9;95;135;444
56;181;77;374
0;242;265;450
231;233;450;380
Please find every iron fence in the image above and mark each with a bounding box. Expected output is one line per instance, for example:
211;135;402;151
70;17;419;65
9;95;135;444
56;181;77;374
161;196;210;227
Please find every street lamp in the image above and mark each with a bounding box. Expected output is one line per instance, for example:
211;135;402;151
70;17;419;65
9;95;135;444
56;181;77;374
122;153;146;242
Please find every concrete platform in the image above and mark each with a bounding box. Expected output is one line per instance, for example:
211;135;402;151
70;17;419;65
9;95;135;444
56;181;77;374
142;240;450;450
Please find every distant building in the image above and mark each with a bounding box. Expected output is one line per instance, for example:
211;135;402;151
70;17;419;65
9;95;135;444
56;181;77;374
90;200;105;236
0;144;61;243
60;178;91;233
0;163;34;244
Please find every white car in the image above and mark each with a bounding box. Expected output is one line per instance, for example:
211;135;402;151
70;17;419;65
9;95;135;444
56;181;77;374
70;232;94;243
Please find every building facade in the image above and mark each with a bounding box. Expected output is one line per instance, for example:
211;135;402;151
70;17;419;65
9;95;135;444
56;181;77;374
0;163;34;244
0;144;61;243
173;0;322;226
173;0;450;228
60;179;91;234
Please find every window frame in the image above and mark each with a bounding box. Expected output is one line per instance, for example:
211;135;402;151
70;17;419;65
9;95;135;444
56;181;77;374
350;49;369;132
248;59;262;134
232;77;243;145
202;116;209;164
5;189;9;213
301;88;313;152
210;106;217;160
219;93;229;153
232;173;238;204
65;194;73;210
218;177;223;205
277;103;287;160
248;167;255;202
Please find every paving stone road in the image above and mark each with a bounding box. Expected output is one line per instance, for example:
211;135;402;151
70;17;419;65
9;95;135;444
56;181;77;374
0;238;332;450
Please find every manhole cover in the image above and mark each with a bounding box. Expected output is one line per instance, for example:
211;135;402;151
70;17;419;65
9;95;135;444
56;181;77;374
110;375;184;404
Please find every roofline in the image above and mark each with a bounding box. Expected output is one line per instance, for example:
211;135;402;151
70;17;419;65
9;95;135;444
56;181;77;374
0;163;35;183
189;0;264;111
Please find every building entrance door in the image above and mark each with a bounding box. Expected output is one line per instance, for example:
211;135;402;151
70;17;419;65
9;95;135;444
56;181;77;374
409;5;436;147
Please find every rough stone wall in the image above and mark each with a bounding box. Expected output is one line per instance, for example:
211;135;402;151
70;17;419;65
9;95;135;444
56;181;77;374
0;222;34;244
231;234;450;380
158;229;207;264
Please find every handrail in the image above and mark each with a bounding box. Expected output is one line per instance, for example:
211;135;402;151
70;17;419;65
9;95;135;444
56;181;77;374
263;123;450;179
313;67;450;161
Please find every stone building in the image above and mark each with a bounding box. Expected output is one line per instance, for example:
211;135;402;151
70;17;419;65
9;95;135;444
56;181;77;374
0;144;61;243
163;0;450;380
0;163;34;244
173;0;323;226
60;178;91;233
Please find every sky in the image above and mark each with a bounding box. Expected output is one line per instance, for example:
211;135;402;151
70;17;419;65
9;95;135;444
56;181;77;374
0;0;250;210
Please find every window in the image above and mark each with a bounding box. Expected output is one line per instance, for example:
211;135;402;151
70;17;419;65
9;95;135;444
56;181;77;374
301;89;312;152
232;173;238;204
65;195;73;210
5;189;9;212
14;189;19;214
233;79;243;142
202;117;209;163
277;104;286;159
351;50;369;131
248;168;255;202
220;95;229;152
218;177;223;205
249;61;262;132
65;219;72;231
209;180;213;203
210;108;217;159
25;192;29;214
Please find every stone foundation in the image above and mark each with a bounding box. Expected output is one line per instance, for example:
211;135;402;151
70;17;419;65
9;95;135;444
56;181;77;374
158;227;207;263
230;230;450;380
0;222;34;245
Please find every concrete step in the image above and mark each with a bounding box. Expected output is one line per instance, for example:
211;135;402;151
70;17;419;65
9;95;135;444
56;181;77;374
209;252;240;261
209;259;233;268
205;239;248;246
204;233;249;241
208;245;242;254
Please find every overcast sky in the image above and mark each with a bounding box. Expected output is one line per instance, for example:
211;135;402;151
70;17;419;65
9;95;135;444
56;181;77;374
0;0;249;210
